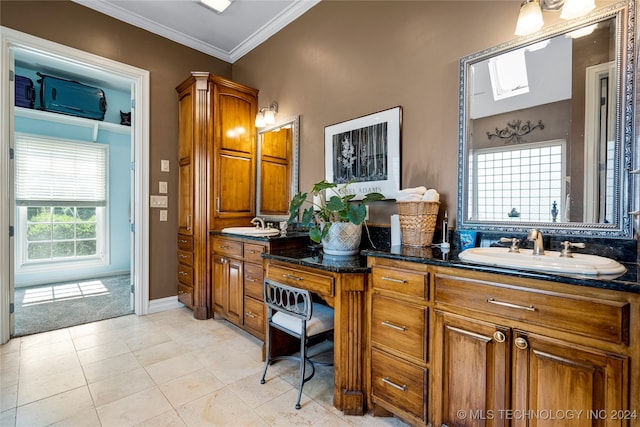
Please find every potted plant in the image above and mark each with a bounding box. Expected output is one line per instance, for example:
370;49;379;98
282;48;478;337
288;180;384;255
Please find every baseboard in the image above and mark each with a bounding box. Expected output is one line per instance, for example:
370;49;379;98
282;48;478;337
147;296;184;314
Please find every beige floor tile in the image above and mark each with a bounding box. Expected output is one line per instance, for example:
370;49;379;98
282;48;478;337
17;364;86;406
177;387;268;427
134;340;186;367
158;368;225;407
0;407;16;426
228;371;295;409
124;329;173;353
0;338;21;355
19;328;71;350
313;412;353;427
132;409;187;427
0;383;17;413
18;351;81;381
76;339;131;365
197;350;263;385
19;339;77;365
144;352;204;385
15;386;94;427
254;388;331;426
88;367;155;407
96;386;173;427
82;352;142;384
344;413;410;426
49;406;101;427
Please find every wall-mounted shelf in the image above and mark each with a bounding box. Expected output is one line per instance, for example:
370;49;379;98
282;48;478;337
15;106;130;141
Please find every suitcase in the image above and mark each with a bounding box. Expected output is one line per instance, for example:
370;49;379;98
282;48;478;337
15;75;35;108
37;73;107;121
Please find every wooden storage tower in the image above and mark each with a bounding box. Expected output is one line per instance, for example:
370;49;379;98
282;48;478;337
176;72;258;319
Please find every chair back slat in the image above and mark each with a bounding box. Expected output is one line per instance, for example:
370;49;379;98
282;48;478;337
264;279;312;321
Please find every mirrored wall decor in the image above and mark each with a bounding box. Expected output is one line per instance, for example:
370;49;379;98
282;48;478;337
457;0;636;238
256;115;300;219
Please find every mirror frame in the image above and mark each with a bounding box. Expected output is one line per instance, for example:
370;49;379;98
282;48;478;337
457;0;636;238
256;115;300;220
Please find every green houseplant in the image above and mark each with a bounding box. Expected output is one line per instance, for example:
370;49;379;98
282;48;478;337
288;180;384;251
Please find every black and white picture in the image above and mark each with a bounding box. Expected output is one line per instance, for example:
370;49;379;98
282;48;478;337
325;106;401;200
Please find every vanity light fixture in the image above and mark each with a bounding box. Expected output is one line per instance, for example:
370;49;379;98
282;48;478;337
515;0;596;36
255;101;278;128
199;0;231;13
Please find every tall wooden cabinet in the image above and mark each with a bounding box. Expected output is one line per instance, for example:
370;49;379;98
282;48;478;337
176;72;258;319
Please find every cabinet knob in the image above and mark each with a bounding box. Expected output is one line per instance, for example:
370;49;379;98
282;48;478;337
493;331;506;343
514;337;529;350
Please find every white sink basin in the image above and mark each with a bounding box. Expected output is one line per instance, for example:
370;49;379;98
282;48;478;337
458;247;626;276
221;226;280;237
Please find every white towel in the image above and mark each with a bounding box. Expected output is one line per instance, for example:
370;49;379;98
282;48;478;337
398;186;427;195
396;192;423;202
422;189;440;202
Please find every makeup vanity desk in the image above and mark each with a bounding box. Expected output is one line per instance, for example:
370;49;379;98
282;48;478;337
262;247;370;416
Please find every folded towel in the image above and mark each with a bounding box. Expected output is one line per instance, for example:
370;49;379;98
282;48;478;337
422;189;440;202
398;186;427;195
396;193;423;202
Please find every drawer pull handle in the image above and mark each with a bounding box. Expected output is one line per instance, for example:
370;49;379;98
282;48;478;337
283;274;303;281
245;311;258;318
381;276;407;284
246;277;257;282
178;290;185;295
493;331;506;343
381;320;407;332
178;254;188;259
179;239;188;244
514;337;529;350
178;271;188;276
219;258;228;264
248;250;261;254
487;298;535;312
219;245;231;250
381;377;407;392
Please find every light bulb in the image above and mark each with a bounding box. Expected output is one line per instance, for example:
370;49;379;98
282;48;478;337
515;0;544;36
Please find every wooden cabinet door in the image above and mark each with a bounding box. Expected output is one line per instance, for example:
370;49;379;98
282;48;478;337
211;254;243;326
512;331;629;427
226;257;243;326
434;311;510;427
177;85;194;236
212;84;257;221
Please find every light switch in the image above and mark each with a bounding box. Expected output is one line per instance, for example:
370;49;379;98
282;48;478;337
159;181;168;194
159;210;168;221
161;160;170;172
150;195;168;208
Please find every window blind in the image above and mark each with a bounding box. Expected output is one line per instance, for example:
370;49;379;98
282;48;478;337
15;134;107;207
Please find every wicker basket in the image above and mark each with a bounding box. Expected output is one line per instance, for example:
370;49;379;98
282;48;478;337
397;201;440;247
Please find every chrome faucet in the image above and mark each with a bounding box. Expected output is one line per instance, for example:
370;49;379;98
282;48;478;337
527;229;545;256
250;217;265;229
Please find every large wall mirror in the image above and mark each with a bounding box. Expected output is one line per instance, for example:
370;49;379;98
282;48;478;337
256;115;300;220
457;0;636;238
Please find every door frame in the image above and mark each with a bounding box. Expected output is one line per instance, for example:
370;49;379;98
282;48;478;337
0;27;150;343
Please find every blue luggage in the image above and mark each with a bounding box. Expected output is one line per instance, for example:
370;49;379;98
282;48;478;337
15;75;35;108
38;73;107;121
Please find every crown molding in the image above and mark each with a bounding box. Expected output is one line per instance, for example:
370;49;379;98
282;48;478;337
71;0;319;63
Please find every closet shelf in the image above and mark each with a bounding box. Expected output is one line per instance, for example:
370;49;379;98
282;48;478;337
15;107;130;141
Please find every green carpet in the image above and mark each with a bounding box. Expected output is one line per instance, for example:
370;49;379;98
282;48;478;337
14;274;133;337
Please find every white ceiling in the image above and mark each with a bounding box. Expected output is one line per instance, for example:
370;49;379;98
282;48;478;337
71;0;320;63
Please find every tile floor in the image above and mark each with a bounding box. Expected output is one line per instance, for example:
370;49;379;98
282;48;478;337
0;307;409;426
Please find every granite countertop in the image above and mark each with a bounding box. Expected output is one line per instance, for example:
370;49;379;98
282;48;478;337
210;229;310;242
262;243;640;294
363;245;640;294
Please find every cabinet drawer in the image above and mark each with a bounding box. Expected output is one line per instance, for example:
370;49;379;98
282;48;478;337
371;348;427;422
178;284;193;308
372;266;428;300
371;294;428;362
267;264;334;297
435;274;630;345
212;237;243;258
177;250;193;267
244;243;266;264
243;296;264;338
178;263;193;286
244;262;264;301
177;234;193;251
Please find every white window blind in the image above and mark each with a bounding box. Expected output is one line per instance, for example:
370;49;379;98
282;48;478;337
15;134;107;207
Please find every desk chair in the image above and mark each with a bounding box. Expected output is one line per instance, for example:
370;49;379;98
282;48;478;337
260;278;334;409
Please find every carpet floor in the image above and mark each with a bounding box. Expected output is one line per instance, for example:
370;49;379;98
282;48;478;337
13;274;133;337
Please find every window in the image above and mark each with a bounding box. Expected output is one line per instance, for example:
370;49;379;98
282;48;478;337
14;134;108;270
488;48;530;100
471;140;566;222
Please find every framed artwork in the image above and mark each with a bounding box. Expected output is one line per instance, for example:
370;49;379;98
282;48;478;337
324;106;402;200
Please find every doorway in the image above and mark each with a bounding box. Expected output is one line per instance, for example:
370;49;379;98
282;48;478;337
0;27;150;343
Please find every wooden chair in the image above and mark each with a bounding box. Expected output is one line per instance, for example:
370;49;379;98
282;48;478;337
260;278;334;409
